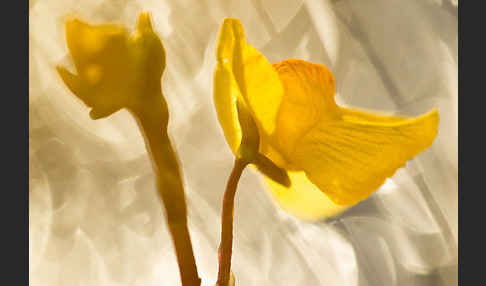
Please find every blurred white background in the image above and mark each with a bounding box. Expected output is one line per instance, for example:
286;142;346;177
29;0;458;285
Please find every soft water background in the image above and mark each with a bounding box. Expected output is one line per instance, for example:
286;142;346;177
29;0;458;285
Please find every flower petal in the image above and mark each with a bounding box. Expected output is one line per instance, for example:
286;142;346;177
272;59;337;156
213;59;242;154
214;18;284;155
65;19;128;73
293;109;439;205
61;18;133;118
265;171;349;221
56;66;83;99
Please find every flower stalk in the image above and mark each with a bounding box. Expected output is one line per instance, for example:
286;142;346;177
130;96;201;286
216;158;248;286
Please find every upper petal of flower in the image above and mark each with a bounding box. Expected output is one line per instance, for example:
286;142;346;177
271;59;338;157
65;19;129;74
214;18;284;156
213;58;243;154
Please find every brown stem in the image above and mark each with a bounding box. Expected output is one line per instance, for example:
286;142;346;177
216;158;248;286
130;96;201;286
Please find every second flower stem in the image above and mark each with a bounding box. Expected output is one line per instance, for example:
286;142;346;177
130;96;201;286
216;158;248;286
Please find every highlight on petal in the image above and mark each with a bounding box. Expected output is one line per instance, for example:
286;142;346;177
293;109;439;205
265;171;349;221
213;60;242;154
214;18;284;156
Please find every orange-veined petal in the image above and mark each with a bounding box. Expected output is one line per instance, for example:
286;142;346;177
271;59;337;157
273;59;439;205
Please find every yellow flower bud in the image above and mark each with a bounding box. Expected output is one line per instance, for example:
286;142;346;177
57;12;166;119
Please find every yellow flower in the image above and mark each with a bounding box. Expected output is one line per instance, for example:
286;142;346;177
213;18;439;220
57;12;166;120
